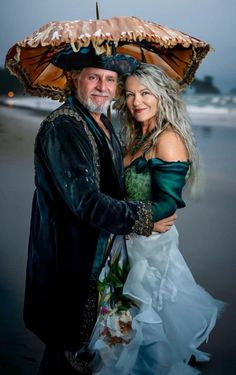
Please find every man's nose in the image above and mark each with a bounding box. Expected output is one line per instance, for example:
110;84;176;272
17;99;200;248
96;78;106;91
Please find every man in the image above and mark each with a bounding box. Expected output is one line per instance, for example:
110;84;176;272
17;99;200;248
24;45;176;374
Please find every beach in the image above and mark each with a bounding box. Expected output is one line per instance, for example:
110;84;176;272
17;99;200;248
0;100;236;374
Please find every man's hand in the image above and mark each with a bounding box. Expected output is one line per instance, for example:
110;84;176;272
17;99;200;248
153;213;177;233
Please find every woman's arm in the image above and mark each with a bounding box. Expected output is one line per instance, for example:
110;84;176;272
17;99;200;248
149;130;190;222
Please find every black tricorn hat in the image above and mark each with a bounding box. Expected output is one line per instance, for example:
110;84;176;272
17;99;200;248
51;44;139;75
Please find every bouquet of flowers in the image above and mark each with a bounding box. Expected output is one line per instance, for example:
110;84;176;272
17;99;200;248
95;235;137;347
99;305;134;346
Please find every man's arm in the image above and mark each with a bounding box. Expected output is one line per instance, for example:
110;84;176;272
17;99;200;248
38;116;153;236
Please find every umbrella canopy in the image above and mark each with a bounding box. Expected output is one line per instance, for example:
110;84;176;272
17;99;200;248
5;16;211;101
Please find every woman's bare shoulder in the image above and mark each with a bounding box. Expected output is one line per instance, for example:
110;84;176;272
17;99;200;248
154;128;188;162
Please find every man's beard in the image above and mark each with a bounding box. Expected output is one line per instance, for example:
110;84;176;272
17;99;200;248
77;92;111;114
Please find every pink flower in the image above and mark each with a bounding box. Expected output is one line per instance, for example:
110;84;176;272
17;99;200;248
100;306;110;315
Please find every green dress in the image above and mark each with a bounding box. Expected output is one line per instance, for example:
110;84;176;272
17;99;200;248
88;156;225;375
125;156;190;220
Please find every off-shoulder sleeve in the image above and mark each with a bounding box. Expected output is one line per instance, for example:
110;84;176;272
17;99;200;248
143;158;190;221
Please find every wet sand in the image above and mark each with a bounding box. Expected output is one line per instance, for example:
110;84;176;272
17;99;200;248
0;104;236;374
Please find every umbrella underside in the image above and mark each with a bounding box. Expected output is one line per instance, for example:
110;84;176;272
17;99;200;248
5;16;210;101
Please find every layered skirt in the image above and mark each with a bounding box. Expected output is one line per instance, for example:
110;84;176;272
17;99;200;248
89;227;225;374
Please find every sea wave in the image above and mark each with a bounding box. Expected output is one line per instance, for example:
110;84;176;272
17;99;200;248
184;94;236;127
1;94;236;128
184;94;236;109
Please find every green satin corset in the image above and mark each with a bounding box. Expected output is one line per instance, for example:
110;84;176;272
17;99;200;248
125;156;191;221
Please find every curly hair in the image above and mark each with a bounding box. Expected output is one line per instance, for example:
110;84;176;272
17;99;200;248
115;63;199;187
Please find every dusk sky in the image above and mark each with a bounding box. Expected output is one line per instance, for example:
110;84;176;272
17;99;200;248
1;0;235;93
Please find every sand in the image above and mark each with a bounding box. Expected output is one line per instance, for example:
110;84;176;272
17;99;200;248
0;103;236;374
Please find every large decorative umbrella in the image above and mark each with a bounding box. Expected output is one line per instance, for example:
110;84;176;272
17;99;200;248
5;16;211;101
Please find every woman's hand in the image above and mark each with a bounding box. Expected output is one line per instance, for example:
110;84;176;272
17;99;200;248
153;213;177;233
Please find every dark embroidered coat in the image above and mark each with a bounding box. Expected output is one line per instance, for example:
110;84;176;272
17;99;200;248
24;96;141;350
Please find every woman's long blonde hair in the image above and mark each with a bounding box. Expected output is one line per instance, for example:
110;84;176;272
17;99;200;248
115;63;199;187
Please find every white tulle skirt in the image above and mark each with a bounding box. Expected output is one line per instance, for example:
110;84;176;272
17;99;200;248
89;227;225;375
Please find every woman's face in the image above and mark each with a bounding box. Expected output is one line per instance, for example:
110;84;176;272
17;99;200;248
125;75;158;127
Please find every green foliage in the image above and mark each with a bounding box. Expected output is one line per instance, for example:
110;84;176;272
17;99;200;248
98;249;131;309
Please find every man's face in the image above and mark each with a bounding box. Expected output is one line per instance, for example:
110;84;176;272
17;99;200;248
72;67;118;113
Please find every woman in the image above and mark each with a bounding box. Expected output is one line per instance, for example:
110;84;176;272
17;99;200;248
88;63;225;375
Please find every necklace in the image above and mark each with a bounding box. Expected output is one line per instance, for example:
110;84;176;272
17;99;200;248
130;127;157;156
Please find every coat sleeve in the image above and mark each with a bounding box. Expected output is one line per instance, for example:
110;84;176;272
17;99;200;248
37;116;152;235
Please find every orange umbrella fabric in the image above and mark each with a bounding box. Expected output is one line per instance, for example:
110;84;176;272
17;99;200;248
5;16;211;101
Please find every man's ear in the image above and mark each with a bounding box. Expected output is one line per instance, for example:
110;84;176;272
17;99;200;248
70;72;79;89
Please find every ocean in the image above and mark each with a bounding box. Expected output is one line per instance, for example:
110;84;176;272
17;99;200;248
2;93;236;128
184;94;236;128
